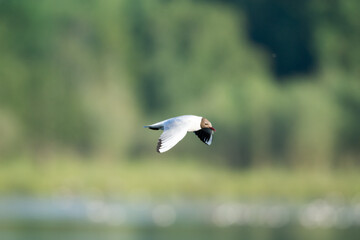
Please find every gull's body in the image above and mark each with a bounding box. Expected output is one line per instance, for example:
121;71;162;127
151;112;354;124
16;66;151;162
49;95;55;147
144;115;216;153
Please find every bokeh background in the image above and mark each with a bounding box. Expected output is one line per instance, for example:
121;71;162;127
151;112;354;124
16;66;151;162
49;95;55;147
0;0;359;239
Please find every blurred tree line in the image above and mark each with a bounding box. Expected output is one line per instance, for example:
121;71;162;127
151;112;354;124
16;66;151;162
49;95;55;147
0;0;359;168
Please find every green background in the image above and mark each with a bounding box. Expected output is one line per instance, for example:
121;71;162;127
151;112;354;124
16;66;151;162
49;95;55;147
0;0;359;239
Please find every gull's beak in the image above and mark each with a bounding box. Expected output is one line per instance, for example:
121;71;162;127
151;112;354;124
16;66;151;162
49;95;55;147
209;127;216;132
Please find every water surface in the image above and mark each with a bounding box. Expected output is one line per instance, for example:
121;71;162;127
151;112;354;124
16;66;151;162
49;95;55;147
1;197;359;240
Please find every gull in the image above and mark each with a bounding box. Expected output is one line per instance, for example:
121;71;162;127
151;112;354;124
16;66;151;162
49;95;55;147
144;115;216;153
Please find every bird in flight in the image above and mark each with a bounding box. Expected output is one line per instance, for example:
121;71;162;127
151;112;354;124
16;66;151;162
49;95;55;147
144;115;216;153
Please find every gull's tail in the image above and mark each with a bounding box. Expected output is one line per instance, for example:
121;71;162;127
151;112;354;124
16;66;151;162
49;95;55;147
143;120;165;130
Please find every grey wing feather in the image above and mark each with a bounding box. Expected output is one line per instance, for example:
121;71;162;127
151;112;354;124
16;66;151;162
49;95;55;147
157;119;188;153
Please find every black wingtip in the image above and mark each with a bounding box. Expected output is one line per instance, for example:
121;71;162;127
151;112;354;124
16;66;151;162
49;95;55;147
156;139;162;153
194;128;213;145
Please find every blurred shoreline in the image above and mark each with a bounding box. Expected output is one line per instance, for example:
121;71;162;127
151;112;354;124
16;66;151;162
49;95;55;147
1;158;359;202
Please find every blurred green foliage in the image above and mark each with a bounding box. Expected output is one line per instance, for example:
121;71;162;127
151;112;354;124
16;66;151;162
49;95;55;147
0;0;359;168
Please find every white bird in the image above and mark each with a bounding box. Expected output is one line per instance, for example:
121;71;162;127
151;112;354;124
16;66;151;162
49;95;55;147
144;115;216;153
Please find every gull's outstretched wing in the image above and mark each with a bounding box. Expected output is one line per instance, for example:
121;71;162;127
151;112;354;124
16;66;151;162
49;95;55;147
157;119;188;153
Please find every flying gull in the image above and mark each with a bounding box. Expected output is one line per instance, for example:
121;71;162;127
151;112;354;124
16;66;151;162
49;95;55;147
144;115;216;153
